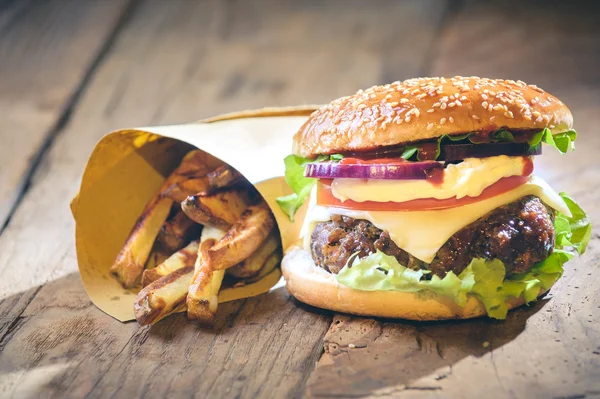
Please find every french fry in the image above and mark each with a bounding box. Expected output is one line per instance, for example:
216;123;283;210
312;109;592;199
186;238;225;325
110;150;209;288
142;240;199;287
206;164;245;192
156;210;202;253
164;177;211;203
247;250;282;283
227;232;281;279
164;165;245;201
208;205;275;270
134;266;194;326
181;189;252;230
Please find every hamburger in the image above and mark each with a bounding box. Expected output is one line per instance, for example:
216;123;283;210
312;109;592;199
277;76;591;320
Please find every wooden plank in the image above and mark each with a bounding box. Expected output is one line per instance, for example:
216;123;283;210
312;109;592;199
306;1;600;398
0;0;131;228
0;0;448;398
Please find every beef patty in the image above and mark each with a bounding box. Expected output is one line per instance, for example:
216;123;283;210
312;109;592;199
310;195;555;277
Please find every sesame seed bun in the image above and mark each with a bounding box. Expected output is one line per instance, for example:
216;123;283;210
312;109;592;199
293;77;573;157
282;246;548;320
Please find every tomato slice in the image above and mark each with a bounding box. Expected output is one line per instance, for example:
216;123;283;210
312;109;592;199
316;175;530;211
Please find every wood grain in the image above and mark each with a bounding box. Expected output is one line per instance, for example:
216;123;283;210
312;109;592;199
0;273;331;398
306;1;600;398
0;1;448;398
0;0;132;229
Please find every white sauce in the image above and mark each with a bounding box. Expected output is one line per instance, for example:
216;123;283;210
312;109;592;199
331;155;527;203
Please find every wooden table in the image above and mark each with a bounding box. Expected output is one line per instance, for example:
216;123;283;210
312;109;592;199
1;1;598;398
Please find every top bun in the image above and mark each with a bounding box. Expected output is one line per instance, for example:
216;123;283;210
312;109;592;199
293;77;573;157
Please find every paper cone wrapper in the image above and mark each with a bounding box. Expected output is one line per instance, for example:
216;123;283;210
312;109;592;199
71;106;319;322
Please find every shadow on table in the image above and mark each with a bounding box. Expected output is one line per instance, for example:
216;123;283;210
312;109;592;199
0;272;546;398
295;294;550;397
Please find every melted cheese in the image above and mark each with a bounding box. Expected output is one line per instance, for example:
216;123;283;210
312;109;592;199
331;155;527;203
302;176;570;264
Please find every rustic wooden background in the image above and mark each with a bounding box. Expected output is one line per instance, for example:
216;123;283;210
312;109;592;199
1;1;599;398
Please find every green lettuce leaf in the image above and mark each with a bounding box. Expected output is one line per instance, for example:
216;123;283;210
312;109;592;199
336;251;474;307
335;193;591;319
275;154;326;221
401;146;418;160
555;192;592;254
529;128;577;154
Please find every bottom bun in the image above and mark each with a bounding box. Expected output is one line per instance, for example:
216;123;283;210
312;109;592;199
282;246;547;320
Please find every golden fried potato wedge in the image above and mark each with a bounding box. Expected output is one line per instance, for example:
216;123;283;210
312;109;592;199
247;250;282;283
181;189;252;230
165;165;246;202
110;150;209;288
186;237;225;325
208;205;275;271
206;164;245;192
110;196;173;288
134;265;194;326
142;240;199;287
227;232;281;279
156;210;201;253
164;177;211;203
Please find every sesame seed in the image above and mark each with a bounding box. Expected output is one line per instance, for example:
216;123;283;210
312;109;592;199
482;101;489;109
400;98;409;104
441;103;447;110
535;116;543;123
405;116;412;123
448;102;456;108
472;115;480;120
389;101;399;107
460;96;467;101
414;109;421;117
490;116;496;122
427;123;434;130
348;343;356;349
433;102;441;108
385;94;392;99
440;117;447;124
493;104;504;111
449;116;454;123
427;108;434;113
504;111;514;118
481;93;488;100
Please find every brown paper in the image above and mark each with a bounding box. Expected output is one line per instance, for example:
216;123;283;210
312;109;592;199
71;107;319;322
